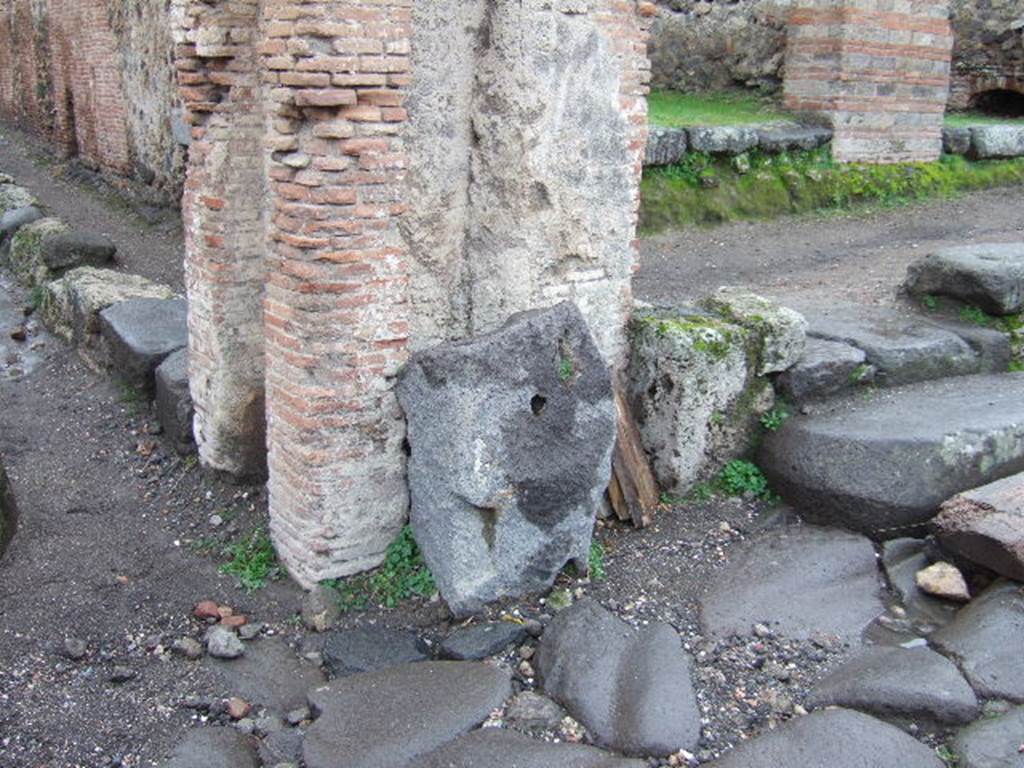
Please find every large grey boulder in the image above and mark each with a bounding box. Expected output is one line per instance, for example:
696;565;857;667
100;298;188;392
688;125;759;155
162;727;259;768
971;125;1024;159
931;580;1024;702
935;473;1024;581
535;599;702;757
905;242;1024;316
700;287;807;374
759;374;1024;535
155;349;195;454
420;728;646;768
397;302;616;617
756;123;832;153
303;661;512;768
808;646;979;724
700;526;884;646
645;127;688;166
774;338;871;404
952;706;1024;768
705;708;944;768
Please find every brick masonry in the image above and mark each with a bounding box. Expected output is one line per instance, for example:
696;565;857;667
784;0;954;163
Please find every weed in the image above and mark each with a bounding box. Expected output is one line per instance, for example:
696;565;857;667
183;454;199;470
558;355;575;383
588;540;606;582
849;363;873;384
190;537;220;555
325;525;436;612
1010;360;1024;373
717;459;771;499
959;305;993;327
119;382;146;404
760;406;789;432
220;527;281;591
29;285;44;310
921;294;939;311
935;744;960;768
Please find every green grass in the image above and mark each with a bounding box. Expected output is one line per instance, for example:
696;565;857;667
641;149;1024;233
649;90;786;128
945;111;1024;128
759;406;789;432
220;527;281;591
717;459;771;499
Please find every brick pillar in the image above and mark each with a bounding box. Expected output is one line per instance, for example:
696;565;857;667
785;0;953;163
260;0;412;586
172;0;268;476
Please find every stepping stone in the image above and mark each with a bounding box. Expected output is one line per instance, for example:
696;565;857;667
699;526;883;646
881;539;958;630
162;727;259;768
704;708;944;768
798;303;982;386
303;661;511;768
420;728;645;768
808;645;979;724
155;349;195;454
774;337;871;403
931;580;1024;702
100;297;188;392
322;625;430;678
935;472;1024;581
204;637;326;715
919;316;1012;374
952;705;1024;768
971;125;1024;160
906;243;1024;316
759;373;1024;535
535;598;701;757
439;621;529;660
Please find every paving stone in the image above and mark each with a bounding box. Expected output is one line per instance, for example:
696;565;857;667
931;580;1024;702
322;625;430;678
155;349;194;454
808;645;978;724
756;123;832;153
952;705;1024;768
397;302;616;617
920;316;1012;374
943;126;972;155
535;598;701;757
100;297;188;392
700;287;807;374
774;337;871;403
936;472;1024;581
906;242;1024;316
759;373;1024;535
688;125;759;155
700;526;884;646
162;727;260;768
40;231;116;272
439;621;529;660
419;728;646;768
303;661;511;768
881;539;959;631
205;637;325;714
971;125;1024;159
644;127;688;166
705;708;944;768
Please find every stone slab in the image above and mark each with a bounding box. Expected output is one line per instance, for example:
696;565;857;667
304;661;512;768
705;708;944;768
936;472;1024;581
162;728;260;768
699;526;884;645
759;373;1024;535
906;242;1024;316
439;622;529;661
931;580;1024;703
420;728;645;768
8;217;69;286
204;637;326;715
943;126;972;155
971;125;1024;159
774;337;870;403
41;231;116;272
644;127;688;166
756;123;832;153
952;706;1024;768
100;298;188;392
688;125;759;155
535;599;702;757
322;625;430;678
155;349;195;454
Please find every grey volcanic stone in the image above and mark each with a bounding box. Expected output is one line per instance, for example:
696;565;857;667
774;338;870;403
397;302;616;617
0;205;43;246
971;125;1024;159
881;539;958;630
204;626;244;660
931;580;1024;702
100;298;188;392
505;691;566;731
800;304;980;385
700;526;883;645
920;316;1012;374
205;637;325;714
41;231;116;271
936;473;1024;581
439;622;528;661
420;728;646;768
535;599;701;757
322;625;430;677
759;374;1024;535
155;349;194;454
943;126;972;155
163;727;259;768
0;459;16;559
304;661;511;768
953;706;1024;768
705;708;944;768
808;646;979;724
906;242;1024;316
688;125;759;155
756;123;832;153
645;127;688;166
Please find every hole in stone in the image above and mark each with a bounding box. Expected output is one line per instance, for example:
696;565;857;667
968;89;1024;118
401;437;411;457
476;506;499;550
530;394;547;416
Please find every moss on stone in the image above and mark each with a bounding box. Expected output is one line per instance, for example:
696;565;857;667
634;312;746;361
9;218;69;287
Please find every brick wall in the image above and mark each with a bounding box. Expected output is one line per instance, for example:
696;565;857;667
948;0;1023;110
785;0;953;163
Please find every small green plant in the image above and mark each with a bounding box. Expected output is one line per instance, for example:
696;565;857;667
190;537;220;555
935;744;960;768
921;294;939;311
220;527;281;591
119;382;146;404
760;406;789;432
1010;360;1024;373
326;525;436;612
717;459;771;499
849;363;873;384
588;540;606;582
29;285;44;310
959;305;993;327
558;355;575;383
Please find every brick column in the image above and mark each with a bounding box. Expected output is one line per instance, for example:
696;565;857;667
785;0;953;163
172;0;268;477
260;0;412;586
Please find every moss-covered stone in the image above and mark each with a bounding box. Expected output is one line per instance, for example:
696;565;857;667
8;217;69;286
0;183;37;215
701;288;807;374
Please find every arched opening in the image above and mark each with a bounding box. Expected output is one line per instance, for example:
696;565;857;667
968;89;1024;118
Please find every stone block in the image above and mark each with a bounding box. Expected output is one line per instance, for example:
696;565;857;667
420;729;645;768
0;206;43;251
905;242;1024;316
155;349;194;454
970;125;1024;159
942;126;972;155
0;184;37;216
41;231;116;272
756;123;833;153
774;338;871;404
162;728;260;768
644;127;688;166
397;302;616;617
8;218;70;286
700;287;807;374
688;125;759;155
100;298;188;393
952;706;1024;768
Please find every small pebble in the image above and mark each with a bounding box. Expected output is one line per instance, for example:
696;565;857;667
226;697;252;720
63;637;88;661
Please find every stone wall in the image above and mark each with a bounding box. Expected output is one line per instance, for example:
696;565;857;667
949;0;1024;110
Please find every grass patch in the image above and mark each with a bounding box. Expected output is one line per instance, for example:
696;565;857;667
324;525;436;612
220;527;281;591
759;406;789;432
717;459;771;499
649;90;786;128
641;149;1024;233
945;111;1024;128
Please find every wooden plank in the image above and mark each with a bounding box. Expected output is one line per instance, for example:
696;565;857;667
609;387;660;528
